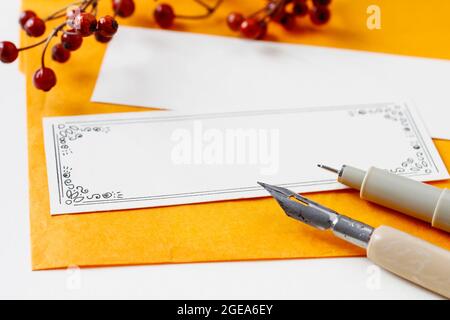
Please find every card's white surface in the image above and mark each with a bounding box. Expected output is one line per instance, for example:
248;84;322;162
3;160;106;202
92;26;450;140
43;102;448;215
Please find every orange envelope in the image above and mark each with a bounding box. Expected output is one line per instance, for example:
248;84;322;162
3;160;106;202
21;0;450;270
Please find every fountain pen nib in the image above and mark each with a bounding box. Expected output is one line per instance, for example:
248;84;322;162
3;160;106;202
258;182;374;249
257;182;295;199
258;182;338;231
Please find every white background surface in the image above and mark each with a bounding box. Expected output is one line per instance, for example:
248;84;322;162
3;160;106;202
0;1;439;299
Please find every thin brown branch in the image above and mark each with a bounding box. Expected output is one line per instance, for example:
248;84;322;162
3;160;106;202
176;0;224;20
251;0;286;20
44;0;86;22
18;38;48;52
41;22;67;68
193;0;211;11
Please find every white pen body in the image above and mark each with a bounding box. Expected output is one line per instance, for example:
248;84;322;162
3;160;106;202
367;226;450;298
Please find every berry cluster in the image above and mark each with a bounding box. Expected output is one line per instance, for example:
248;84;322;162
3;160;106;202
0;0;131;92
1;0;331;92
152;1;223;30
228;0;331;39
151;0;331;39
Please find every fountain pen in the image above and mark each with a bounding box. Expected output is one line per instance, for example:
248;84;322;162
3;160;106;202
258;182;450;298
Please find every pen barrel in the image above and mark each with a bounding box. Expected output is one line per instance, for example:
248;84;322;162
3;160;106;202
367;226;450;298
359;167;450;232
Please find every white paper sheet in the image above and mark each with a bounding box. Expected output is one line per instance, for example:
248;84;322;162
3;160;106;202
43;102;448;215
92;26;450;140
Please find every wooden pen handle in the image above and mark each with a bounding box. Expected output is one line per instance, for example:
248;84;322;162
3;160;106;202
367;226;450;298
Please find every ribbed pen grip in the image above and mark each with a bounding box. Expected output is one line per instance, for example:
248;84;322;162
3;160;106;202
367;226;450;298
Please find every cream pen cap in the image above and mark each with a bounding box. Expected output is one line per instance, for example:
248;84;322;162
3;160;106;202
318;164;450;233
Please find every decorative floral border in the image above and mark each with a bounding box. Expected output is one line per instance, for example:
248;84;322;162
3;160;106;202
55;124;124;206
57;124;110;156
348;104;432;175
61;166;123;206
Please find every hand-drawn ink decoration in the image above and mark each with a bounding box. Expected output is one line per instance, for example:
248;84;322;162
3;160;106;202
348;104;432;175
62;166;123;205
57;124;110;156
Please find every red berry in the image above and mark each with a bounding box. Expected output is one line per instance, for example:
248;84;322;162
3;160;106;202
154;4;175;29
97;16;119;37
52;44;71;63
240;18;262;39
293;1;309;17
95;32;113;43
0;41;19;64
61;30;83;51
33;68;57;92
312;0;331;7
73;13;97;37
19;10;36;28
227;12;244;32
310;6;331;25
280;13;296;30
24;17;46;37
113;0;135;18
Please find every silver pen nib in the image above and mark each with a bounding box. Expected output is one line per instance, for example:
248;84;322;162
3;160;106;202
317;164;341;175
258;182;374;249
258;181;340;230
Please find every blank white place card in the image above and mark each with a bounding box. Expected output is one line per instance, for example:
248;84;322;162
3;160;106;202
43;102;449;215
